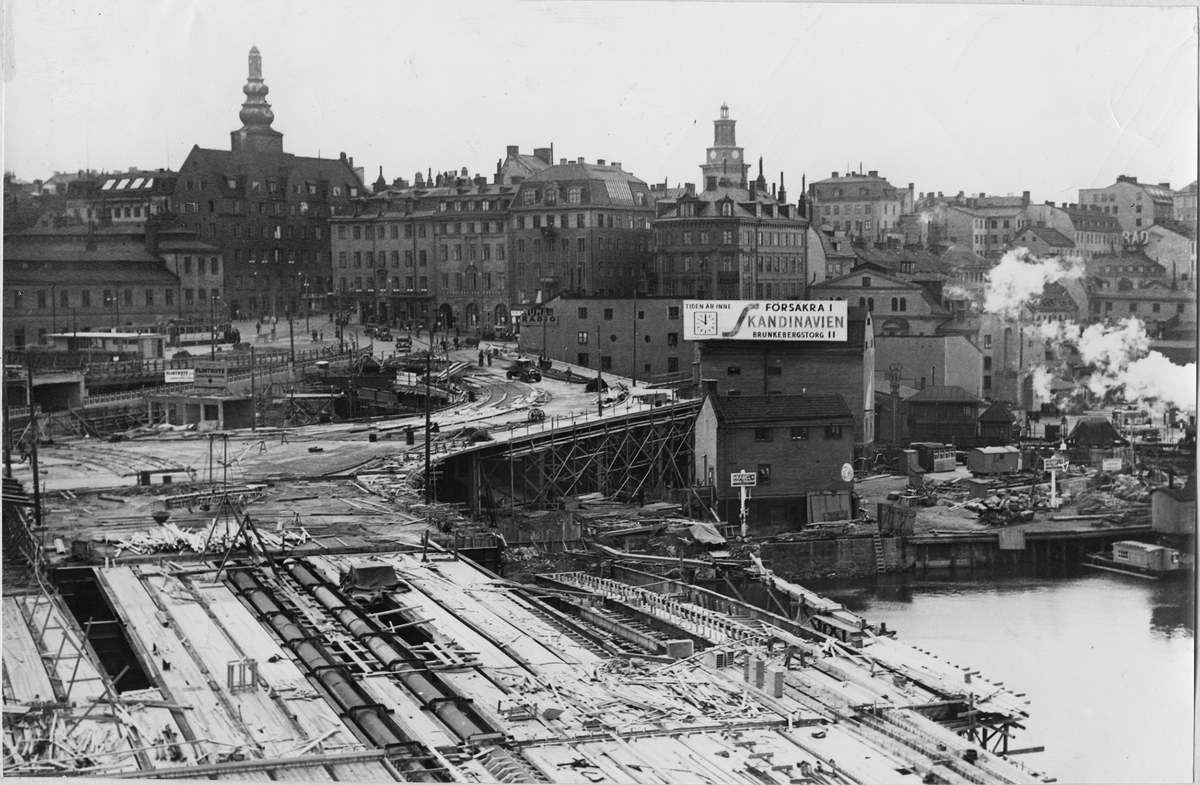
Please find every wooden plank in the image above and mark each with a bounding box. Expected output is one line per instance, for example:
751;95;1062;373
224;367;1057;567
2;599;56;703
96;568;252;758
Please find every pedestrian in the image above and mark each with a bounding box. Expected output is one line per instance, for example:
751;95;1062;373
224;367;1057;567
453;337;460;350
478;350;485;367
319;330;324;341
255;321;261;336
487;352;492;366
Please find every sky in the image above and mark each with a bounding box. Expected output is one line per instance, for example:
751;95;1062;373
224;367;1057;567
2;1;1197;204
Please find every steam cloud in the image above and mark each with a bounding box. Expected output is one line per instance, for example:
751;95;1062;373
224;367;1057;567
983;248;1084;320
983;248;1196;413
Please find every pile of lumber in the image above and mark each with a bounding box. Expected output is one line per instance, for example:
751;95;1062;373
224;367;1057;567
100;519;310;557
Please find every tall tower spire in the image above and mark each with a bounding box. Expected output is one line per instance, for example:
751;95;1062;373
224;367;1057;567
231;46;284;153
701;103;748;191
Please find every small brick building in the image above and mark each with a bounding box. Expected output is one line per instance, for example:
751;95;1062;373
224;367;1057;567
695;390;855;530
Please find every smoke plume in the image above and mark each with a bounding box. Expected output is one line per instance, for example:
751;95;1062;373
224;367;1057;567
983;248;1084;320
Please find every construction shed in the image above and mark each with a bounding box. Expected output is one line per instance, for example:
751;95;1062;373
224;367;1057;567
1111;541;1183;573
967;446;1021;476
1151;477;1196;535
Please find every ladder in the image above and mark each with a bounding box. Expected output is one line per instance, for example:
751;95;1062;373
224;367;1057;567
872;533;887;574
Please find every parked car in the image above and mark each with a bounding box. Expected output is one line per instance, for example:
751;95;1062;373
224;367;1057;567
394;335;412;350
375;328;393;341
506;358;542;382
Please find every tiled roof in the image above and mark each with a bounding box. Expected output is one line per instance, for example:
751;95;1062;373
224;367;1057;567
1021;226;1075;248
905;385;980;403
1151;219;1196;240
1063;209;1121;232
712;394;853;423
3;258;177;285
182;147;363;188
518;163;650;208
3;237;162;264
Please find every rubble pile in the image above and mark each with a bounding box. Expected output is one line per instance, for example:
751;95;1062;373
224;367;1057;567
962;487;1060;526
96;519;310;557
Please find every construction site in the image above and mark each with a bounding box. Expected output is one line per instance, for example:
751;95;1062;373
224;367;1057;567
4;335;1194;783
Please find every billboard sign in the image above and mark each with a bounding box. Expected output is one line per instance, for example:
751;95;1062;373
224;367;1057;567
683;300;848;341
164;369;195;384
730;471;758;487
193;362;229;392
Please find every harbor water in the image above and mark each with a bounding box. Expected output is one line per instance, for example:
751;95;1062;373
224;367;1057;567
808;567;1194;784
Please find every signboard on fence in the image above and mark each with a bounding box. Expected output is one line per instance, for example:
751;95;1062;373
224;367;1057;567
1101;458;1123;472
1044;457;1069;471
164;369;195;384
193;362;229;392
683;300;848;341
730;471;757;487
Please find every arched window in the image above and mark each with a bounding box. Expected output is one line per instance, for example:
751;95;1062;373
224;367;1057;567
867;297;875;312
890;297;898;311
899;297;907;312
859;297;866;308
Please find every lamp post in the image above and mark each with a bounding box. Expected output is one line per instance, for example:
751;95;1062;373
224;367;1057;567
424;318;436;504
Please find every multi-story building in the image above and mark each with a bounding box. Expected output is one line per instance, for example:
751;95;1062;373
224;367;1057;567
508;158;654;306
652;106;809;300
172;47;363;321
332;178;517;332
516;294;689;385
86;169;179;224
2;224;198;348
873;334;984;399
1174;180;1197;230
945;193;1032;258
695;390;856;528
1015;202;1121;261
808;170;913;245
810;267;951;337
695;308;875;455
1079;175;1175;234
1088;281;1196;338
1144;220;1197;283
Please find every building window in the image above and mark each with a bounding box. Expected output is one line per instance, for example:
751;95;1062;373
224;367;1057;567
600;356;612;371
603;308;614;320
899;297;906;312
790;427;809;440
36;290;46;309
824;425;843;439
754;428;773;442
578;307;588;319
983;356;992;370
983;334;992;349
757;464;771;484
862;276;871;287
727;366;741;375
668;306;680;320
577;352;589;367
667;357;679;372
767;366;781;376
59;290;69;307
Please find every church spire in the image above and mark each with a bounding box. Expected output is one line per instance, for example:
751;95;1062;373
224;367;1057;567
231;46;284;153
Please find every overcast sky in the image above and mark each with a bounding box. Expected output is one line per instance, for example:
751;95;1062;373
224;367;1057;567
3;1;1196;203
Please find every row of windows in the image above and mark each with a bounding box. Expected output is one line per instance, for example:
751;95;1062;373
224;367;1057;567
822;203;897;216
230;249;323;265
574;330;680;346
754;425;843;441
337;245;508;268
233;276;333;292
572;354;682;373
437;199;503;212
184;200;332;221
1093;301;1186;315
180;256;221;276
334;273;509;293
6;287;222;309
186;178;356;199
178;218;324;240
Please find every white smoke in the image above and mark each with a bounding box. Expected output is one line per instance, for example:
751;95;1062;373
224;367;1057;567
983;248;1084;320
1030;366;1055;402
1122;352;1198;411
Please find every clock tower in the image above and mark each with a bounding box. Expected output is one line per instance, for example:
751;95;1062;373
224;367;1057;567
702;104;749;191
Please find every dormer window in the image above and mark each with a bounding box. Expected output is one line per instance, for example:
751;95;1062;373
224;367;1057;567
862;276;872;287
721;202;732;217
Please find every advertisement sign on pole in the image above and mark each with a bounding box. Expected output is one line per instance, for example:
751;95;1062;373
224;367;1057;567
193;362;229;392
683;300;848;342
730;471;758;487
164;369;196;384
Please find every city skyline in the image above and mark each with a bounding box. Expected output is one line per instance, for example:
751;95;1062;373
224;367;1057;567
2;1;1197;203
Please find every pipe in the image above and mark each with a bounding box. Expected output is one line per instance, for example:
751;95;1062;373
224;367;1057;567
285;562;495;741
225;571;440;778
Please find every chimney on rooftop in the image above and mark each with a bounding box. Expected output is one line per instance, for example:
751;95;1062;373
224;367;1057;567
831;172;839;178
1022;190;1030;205
1159;182;1171;189
507;145;519;157
533;147;552;165
868;170;878;177
577;157;584;164
597;159;606;166
560;159;567;165
685;183;695;195
612;162;621;170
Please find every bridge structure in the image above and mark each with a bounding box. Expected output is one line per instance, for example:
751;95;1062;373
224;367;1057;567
432;398;703;517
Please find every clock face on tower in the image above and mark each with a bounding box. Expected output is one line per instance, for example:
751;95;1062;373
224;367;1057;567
694;311;718;336
709;151;717;160
731;150;740;160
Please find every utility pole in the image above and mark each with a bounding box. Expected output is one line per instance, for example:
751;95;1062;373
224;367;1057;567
424;320;435;504
631;285;638;386
249;346;257;431
24;353;42;530
596;327;603;416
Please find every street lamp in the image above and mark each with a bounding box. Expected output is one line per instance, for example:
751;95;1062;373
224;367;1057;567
209;295;224;358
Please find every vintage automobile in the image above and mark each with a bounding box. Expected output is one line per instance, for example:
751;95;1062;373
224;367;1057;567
506;358;542;383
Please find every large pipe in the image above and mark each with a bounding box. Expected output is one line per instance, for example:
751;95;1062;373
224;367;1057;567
226;570;442;780
286;562;496;741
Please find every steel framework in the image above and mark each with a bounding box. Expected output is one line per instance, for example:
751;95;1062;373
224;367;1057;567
473;400;702;510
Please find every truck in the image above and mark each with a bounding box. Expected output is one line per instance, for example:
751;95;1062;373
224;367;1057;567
506;357;542;383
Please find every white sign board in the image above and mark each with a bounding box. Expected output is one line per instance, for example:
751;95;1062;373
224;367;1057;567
730;471;758;487
1044;457;1069;471
193;362;229;392
164;369;195;384
683;300;848;341
1101;458;1123;472
840;463;855;483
